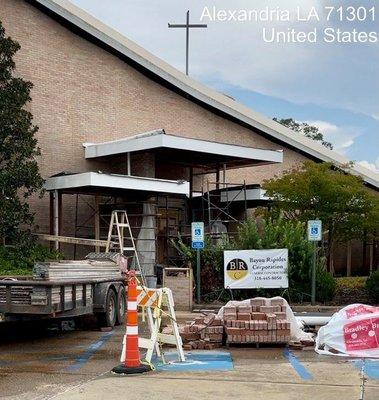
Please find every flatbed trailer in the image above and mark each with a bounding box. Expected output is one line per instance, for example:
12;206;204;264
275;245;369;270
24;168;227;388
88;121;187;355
0;277;126;327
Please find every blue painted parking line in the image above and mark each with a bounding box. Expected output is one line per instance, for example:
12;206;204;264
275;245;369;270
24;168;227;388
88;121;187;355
283;348;313;380
353;359;379;379
67;331;114;372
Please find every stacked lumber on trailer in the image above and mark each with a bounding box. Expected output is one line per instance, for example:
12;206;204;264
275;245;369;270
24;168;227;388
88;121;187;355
31;285;93;306
33;260;122;281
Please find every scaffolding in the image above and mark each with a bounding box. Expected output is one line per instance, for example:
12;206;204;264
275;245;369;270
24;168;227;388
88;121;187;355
73;194;115;258
70;193;190;271
192;180;248;239
48;177;249;272
99;200;159;276
157;195;188;268
69;195;158;273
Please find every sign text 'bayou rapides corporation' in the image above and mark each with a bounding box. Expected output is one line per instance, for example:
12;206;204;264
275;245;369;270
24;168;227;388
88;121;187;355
224;249;289;289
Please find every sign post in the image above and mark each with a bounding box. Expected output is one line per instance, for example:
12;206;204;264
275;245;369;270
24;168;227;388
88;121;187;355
307;220;322;305
191;222;204;303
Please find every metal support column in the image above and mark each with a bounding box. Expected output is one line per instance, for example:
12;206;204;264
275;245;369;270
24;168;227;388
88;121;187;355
215;165;220;191
94;196;100;252
127;153;131;175
196;249;201;303
243;180;248;220
223;164;226;187
53;190;60;251
189;167;193;222
311;241;317;305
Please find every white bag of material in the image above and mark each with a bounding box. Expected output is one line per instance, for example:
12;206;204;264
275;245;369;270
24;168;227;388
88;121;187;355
315;304;379;358
217;296;313;342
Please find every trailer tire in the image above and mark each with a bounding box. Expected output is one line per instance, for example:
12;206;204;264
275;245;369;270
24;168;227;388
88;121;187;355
97;289;117;328
116;286;126;325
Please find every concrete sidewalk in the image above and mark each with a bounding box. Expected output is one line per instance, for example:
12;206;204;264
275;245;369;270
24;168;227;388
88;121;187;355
51;348;378;400
1;321;378;400
51;375;364;400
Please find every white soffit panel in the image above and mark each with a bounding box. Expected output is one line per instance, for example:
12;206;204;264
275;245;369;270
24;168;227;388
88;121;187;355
220;187;269;203
44;172;190;196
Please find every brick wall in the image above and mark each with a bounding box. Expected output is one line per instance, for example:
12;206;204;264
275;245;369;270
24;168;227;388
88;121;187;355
0;0;306;235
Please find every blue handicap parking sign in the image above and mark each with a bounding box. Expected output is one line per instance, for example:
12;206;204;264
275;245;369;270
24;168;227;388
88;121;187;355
191;222;205;249
308;220;322;241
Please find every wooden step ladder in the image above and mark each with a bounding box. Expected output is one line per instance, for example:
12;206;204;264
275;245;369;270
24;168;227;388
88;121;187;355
105;210;146;286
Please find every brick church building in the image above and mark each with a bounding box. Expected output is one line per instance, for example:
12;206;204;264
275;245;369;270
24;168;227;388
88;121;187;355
0;0;378;276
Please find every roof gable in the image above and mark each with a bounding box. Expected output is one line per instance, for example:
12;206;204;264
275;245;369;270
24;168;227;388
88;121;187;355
30;0;378;189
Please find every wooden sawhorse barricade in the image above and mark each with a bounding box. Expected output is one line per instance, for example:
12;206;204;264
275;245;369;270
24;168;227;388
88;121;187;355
121;286;185;365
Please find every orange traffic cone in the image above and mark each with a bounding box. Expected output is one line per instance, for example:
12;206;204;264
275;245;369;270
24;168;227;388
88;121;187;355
112;270;151;375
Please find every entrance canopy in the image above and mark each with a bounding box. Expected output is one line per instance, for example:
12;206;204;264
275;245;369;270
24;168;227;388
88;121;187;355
83;130;283;172
44;172;190;196
219;184;269;203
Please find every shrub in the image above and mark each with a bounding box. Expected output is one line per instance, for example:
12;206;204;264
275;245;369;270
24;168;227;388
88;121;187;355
235;219;262;249
171;235;232;299
366;271;379;304
334;277;368;305
173;216;335;303
235;216;334;302
316;268;336;302
0;244;62;276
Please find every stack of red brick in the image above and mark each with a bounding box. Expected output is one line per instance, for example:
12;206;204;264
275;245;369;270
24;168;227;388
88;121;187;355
180;313;223;350
178;298;292;350
224;298;291;344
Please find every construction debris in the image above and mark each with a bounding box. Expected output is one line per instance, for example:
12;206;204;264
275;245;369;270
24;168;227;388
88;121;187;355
33;260;121;281
180;313;224;350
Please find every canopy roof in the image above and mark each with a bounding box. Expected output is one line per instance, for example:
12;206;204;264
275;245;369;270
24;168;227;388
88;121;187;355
83;130;283;172
219;184;269;203
44;172;190;196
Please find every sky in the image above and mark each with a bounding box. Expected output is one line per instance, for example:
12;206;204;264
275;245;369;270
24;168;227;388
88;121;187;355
70;0;379;172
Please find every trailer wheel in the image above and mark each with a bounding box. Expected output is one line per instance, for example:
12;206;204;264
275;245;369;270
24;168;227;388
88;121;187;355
116;286;126;325
97;289;117;328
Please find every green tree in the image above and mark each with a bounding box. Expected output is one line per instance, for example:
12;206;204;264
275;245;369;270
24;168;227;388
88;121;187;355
0;20;43;245
274;118;333;150
172;216;336;302
263;161;379;271
235;216;336;302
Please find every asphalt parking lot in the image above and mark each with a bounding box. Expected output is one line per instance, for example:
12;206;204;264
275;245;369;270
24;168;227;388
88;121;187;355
0;317;378;400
